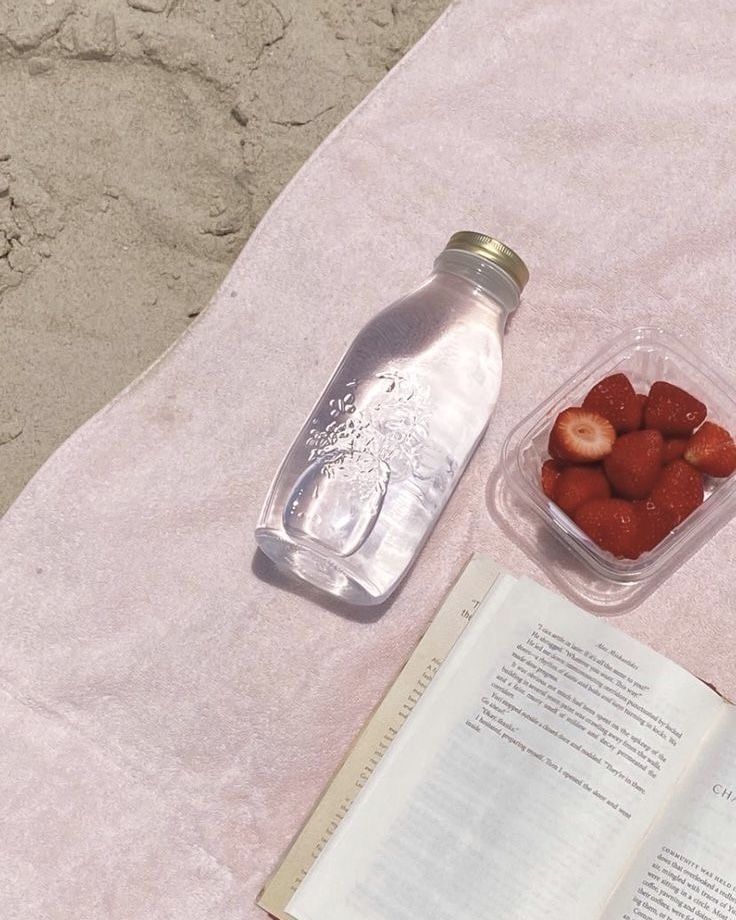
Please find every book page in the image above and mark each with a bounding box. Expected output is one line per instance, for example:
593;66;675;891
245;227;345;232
286;578;722;920
603;703;736;920
258;554;504;920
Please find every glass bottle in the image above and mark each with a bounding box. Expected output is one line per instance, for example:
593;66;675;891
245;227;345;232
256;231;528;605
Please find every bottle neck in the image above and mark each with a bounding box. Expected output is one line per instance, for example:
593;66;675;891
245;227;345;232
432;249;521;315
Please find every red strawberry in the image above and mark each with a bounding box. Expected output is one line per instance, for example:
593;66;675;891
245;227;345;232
644;381;707;437
684;422;736;477
541;459;564;498
650;459;704;527
582;373;642;433
603;430;664;500
574;498;642;559
662;438;687;464
634;498;676;553
548;408;616;463
554;465;611;516
548;438;564;461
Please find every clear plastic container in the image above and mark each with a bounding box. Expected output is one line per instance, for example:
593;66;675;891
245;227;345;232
488;327;736;615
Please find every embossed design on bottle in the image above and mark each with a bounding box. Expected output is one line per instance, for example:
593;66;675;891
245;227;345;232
283;372;433;556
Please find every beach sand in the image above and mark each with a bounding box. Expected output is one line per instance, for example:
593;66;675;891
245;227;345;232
0;0;446;514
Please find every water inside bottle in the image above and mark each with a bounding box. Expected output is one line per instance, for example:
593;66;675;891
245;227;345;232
282;372;443;555
256;266;512;604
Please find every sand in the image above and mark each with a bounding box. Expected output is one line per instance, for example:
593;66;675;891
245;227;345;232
0;0;447;514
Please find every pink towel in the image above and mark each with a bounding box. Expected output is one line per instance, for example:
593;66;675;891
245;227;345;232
2;2;736;916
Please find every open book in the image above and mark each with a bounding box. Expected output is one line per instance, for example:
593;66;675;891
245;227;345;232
262;558;736;920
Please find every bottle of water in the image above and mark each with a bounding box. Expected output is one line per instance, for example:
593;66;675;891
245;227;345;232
256;232;528;605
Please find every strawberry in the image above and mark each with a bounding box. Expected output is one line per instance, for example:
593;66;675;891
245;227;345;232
574;498;642;559
662;438;687;464
650;459;704;527
541;459;564;498
634;498;676;553
548;438;564;461
644;381;707;437
548;408;616;463
603;430;664;500
553;465;611;516
582;373;642;433
684;421;736;477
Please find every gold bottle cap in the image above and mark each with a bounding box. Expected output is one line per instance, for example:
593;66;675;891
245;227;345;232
444;231;529;292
